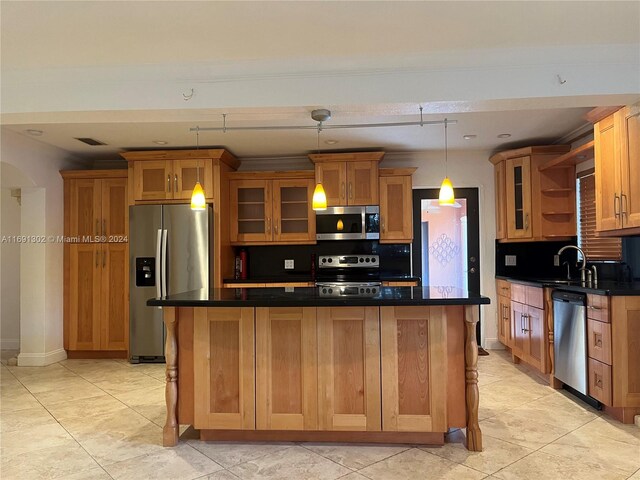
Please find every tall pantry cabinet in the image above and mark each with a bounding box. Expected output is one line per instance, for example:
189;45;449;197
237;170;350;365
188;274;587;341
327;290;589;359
62;170;129;357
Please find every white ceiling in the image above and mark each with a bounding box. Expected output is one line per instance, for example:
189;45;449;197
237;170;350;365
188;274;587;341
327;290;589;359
1;1;639;161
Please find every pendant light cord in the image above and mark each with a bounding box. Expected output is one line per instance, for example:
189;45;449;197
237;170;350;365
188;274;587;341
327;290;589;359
444;118;448;178
196;126;200;183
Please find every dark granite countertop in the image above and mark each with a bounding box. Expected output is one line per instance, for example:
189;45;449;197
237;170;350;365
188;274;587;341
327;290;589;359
222;275;421;284
148;286;490;307
496;275;640;296
223;276;313;284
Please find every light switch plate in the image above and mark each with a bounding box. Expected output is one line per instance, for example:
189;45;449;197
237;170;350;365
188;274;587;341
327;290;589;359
505;255;517;266
284;259;294;270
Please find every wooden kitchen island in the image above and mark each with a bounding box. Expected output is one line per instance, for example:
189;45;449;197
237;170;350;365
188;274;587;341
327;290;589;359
148;287;490;451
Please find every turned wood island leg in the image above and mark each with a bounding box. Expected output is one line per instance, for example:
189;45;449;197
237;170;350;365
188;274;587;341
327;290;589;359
463;305;482;451
163;307;179;447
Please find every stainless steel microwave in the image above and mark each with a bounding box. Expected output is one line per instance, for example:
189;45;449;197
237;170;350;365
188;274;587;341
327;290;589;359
316;206;380;240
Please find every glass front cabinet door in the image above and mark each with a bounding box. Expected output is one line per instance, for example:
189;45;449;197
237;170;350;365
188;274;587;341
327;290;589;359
505;156;532;239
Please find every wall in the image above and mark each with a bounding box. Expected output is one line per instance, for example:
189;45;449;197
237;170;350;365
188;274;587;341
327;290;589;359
1;188;21;349
0;128;82;365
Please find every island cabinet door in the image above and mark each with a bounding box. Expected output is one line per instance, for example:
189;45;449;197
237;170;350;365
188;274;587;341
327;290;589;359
317;307;381;431
193;307;255;430
380;306;447;432
256;307;318;430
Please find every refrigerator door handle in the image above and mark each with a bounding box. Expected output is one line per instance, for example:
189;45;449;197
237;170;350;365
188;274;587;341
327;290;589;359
161;229;168;297
155;229;163;299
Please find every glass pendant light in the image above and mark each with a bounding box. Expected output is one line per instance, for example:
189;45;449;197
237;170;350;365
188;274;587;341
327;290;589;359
439;118;455;205
312;124;327;211
191;127;206;210
312;183;327;210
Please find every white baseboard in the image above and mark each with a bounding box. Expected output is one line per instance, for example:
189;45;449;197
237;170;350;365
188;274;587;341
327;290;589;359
1;338;20;350
483;338;504;350
17;348;67;366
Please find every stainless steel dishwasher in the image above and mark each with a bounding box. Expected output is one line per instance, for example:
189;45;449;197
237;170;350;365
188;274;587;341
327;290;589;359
553;290;588;395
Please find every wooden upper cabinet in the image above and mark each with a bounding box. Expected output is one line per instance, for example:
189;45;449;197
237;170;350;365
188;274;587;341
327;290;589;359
310;152;383;206
619;106;640;229
490;146;573;242
171;159;213;200
230;179;271;243
315;162;346;206
317;307;381;432
594;106;640;233
256;307;318;431
505;156;532;239
379;171;414;243
595;114;621;231
133;160;172;201
272;178;315;243
347;161;379;205
123;149;239;204
494;161;507;240
229;173;316;245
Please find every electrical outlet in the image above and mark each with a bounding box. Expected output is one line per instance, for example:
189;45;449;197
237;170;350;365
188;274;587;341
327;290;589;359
284;259;294;270
505;255;517;266
553;254;560;266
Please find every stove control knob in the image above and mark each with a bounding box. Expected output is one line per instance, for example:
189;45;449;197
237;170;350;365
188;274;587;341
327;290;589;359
321;258;326;263
359;258;364;263
360;288;364;293
328;288;333;294
322;288;327;294
371;257;376;263
365;258;370;263
366;288;371;293
328;258;333;263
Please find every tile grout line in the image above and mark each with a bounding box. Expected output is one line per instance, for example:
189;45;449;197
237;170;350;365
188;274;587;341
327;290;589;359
5;363;116;480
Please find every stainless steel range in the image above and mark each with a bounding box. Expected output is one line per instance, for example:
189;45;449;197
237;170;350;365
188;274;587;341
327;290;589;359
315;254;381;297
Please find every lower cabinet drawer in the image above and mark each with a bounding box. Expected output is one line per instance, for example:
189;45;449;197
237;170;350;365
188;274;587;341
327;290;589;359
587;319;612;365
588;358;612;405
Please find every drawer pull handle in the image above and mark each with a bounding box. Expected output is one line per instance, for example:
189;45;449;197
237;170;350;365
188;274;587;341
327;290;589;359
595;378;603;388
595;338;602;347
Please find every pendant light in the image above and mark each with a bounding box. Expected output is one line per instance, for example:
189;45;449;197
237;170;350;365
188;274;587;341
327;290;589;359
312;117;327;211
438;118;455;205
191;127;206;211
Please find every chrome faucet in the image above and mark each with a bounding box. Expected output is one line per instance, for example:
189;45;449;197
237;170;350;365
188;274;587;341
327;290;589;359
557;245;587;284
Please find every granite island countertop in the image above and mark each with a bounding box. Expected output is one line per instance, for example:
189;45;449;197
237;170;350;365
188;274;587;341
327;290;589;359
147;286;490;308
496;275;640;296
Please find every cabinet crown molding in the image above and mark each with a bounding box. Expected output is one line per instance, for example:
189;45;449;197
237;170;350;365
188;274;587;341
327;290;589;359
121;149;240;169
488;145;570;165
309;151;384;163
60;169;127;179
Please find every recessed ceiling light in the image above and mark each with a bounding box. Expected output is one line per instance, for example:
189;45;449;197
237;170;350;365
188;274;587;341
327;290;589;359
153;140;168;145
324;140;339;145
25;129;43;136
497;133;512;139
463;135;477;140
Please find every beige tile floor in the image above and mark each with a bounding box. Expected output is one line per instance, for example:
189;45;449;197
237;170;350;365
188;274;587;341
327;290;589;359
1;350;638;480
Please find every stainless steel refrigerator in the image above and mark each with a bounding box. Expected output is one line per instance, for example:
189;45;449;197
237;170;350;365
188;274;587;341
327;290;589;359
129;204;213;363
